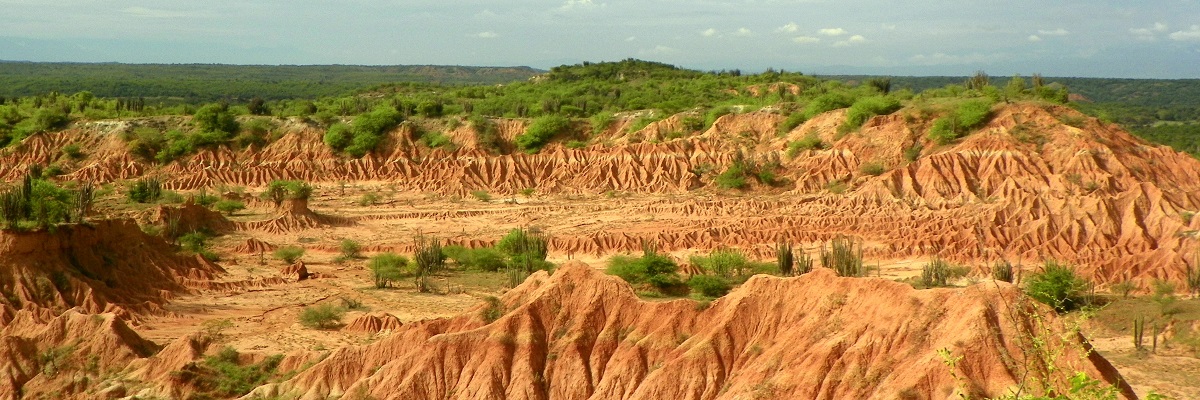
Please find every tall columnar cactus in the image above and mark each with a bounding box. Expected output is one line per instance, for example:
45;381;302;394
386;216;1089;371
776;241;794;276
821;235;864;277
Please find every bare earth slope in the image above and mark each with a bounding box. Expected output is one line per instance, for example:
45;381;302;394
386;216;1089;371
1;103;1195;284
253;262;1133;400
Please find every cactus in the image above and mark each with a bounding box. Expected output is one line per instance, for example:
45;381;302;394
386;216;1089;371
795;248;813;275
413;235;445;293
992;259;1014;283
922;256;952;287
1133;316;1145;351
821;235;864;277
776;241;794;276
1187;256;1200;297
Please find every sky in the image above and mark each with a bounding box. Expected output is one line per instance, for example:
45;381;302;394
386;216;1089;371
1;0;1198;78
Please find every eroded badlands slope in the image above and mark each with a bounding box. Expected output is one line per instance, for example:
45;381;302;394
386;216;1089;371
250;262;1131;400
3;103;1196;284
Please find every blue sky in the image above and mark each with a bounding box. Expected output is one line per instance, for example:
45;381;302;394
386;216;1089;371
1;0;1198;78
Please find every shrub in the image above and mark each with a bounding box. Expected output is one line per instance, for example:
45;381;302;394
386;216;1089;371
1025;260;1088;313
688;275;731;297
928;118;958;145
213;200;245;216
859;162;886;176
803;91;857;120
192;103;239;134
344;107;403;157
470;190;492;202
368;252;408;288
419;131;453;148
0;170;84;230
786;132;825;157
955;99;994;129
181;347;283;399
1109;280;1137;299
714;163;748;190
689;248;752;278
339;239;362;259
928;99;995;145
480;296;503;323
195;190;220;207
844;96;902;130
444;245;506;272
469;115;501;154
127;177;163;203
359;192;381;206
590;113;615;135
903;143;923;162
516;115;570;153
234;118;273;148
179;231;218;261
298;304;344;329
124;127;167;160
323;123;353;151
263;180;312;207
61;143;84;160
607;247;685;295
778;113;806;134
273;246;305;264
604;252;681;283
703;106;733;129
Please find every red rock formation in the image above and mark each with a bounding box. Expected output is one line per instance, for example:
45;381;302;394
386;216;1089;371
251;262;1133;400
279;261;311;281
0;219;223;319
1;104;1197;284
345;312;404;334
0;310;159;399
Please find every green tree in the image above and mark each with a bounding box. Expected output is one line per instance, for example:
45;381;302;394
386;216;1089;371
192;103;239;134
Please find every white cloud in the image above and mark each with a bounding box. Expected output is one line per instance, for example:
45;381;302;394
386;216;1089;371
1037;28;1069;36
702;28;718;37
832;34;866;47
475;31;498;38
733;27;752;37
818;28;847;36
625;36;636;42
559;0;603;11
639;45;678;55
908;52;1008;66
1130;22;1168;40
880;23;896;31
792;36;820;44
1028;35;1042;42
1169;25;1200;41
122;7;199;18
776;22;800;33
